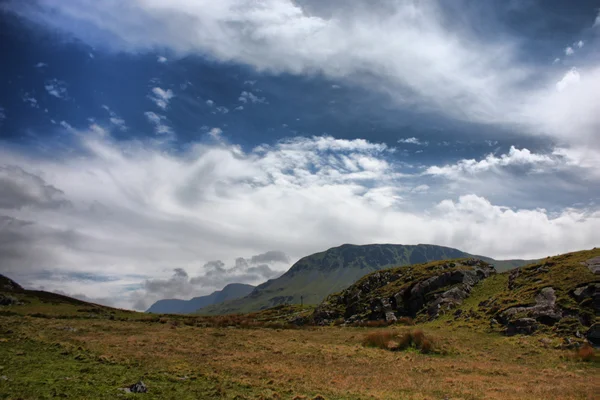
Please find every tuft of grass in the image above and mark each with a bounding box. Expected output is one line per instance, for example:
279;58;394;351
575;344;596;362
362;331;395;349
362;329;439;354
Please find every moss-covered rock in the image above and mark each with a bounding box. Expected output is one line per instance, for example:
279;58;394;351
312;258;495;325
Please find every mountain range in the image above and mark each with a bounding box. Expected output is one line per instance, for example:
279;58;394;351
146;283;255;314
196;243;535;315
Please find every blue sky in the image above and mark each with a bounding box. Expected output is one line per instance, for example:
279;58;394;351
0;0;599;310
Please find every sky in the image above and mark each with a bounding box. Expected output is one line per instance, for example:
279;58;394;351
0;0;599;311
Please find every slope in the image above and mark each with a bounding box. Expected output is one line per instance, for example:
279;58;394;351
146;283;255;314
198;243;535;315
313;248;599;342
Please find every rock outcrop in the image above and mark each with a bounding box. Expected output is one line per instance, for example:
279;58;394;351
313;259;495;325
477;252;600;339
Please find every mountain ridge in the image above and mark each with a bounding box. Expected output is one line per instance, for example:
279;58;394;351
146;283;255;314
197;243;536;315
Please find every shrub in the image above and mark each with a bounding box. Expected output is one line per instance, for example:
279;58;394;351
362;331;395;349
576;344;596;362
362;329;437;354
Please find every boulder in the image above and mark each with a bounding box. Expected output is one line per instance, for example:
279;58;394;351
583;256;600;275
506;318;538;336
587;323;600;347
0;294;19;306
128;380;148;393
571;283;600;314
500;287;563;328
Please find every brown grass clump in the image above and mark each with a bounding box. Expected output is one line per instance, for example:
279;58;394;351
362;329;437;354
362;331;395;349
411;329;425;347
575;344;596;362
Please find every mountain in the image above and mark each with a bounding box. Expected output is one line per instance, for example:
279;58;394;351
198;243;535;315
146;283;255;314
312;249;599;343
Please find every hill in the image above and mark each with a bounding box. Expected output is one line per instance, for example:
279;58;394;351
146;283;255;314
312;249;599;343
1;265;598;399
198;243;535;315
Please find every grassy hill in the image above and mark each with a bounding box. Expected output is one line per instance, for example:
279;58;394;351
313;249;599;342
198;244;535;315
146;283;255;314
1;263;598;399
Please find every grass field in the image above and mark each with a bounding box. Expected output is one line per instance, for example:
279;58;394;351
1;310;598;400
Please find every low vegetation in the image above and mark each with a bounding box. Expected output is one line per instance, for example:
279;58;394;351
362;329;438;354
1;248;598;399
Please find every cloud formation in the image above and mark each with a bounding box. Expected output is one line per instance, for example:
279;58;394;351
44;79;68;99
0;125;599;310
149;87;174;109
5;0;600;148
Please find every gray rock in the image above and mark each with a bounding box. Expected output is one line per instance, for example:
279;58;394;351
0;294;19;306
583;256;600;275
506;318;538;336
571;283;599;314
500;287;563;328
587;323;600;347
128;380;148;393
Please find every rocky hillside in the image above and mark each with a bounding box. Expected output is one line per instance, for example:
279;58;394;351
146;283;255;314
312;249;599;343
198;244;534;315
313;258;496;324
477;250;599;343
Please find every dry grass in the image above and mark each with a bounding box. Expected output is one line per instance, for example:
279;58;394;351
362;329;439;354
1;314;598;399
575;344;596;362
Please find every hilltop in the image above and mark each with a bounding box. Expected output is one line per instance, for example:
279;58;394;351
198;244;534;315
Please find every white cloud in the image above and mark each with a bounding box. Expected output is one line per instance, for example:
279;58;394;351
576;40;584;49
244;80;257;86
35;62;47;68
234;105;244;111
425;146;562;178
555;68;580;92
553;58;560;64
238;91;267;104
1;126;599;310
206;99;214;106
22;93;39;108
44;79;68;99
565;46;574;56
101;105;127;131
398;137;428;146
149;87;174;109
6;1;600;149
208;127;222;140
214;106;229;114
144;111;173;136
595;11;600;27
157;56;167;63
